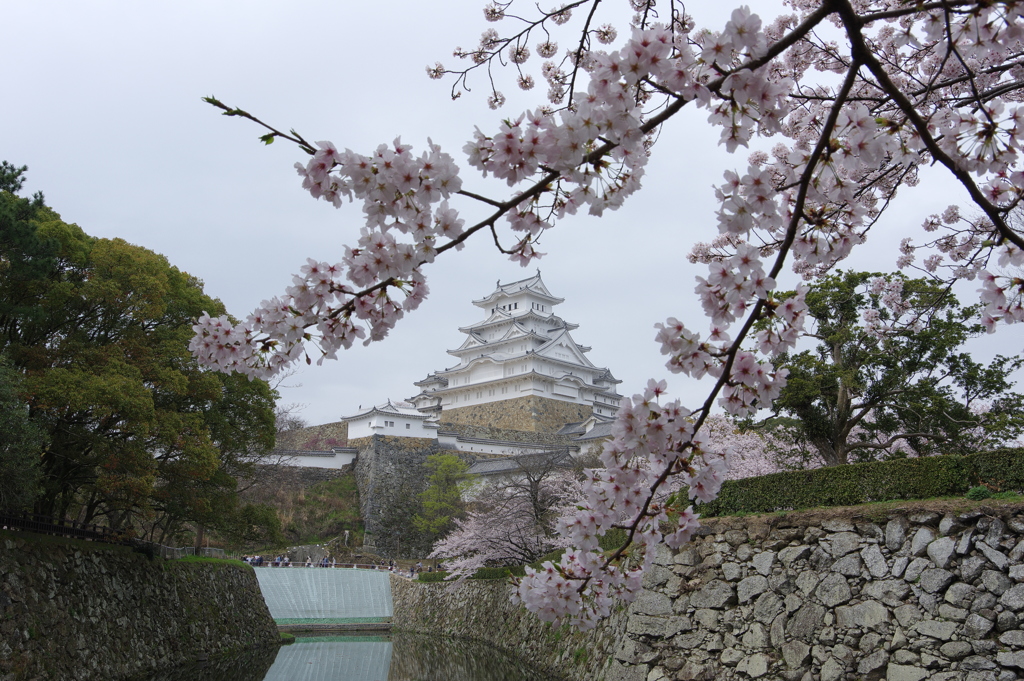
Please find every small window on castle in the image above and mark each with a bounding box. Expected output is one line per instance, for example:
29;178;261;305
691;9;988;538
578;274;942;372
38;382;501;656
406;423;411;429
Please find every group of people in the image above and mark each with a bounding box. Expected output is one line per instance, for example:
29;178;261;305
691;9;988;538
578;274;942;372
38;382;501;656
242;555;293;566
240;554;438;574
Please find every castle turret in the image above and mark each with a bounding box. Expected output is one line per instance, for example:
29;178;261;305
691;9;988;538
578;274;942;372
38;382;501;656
408;272;622;430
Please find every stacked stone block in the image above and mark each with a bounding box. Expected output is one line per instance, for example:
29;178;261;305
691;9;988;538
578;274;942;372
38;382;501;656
391;503;1024;681
440;395;592;432
0;532;278;681
614;508;1024;681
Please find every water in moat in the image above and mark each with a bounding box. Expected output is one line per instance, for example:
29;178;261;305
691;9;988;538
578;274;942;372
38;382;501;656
137;632;563;681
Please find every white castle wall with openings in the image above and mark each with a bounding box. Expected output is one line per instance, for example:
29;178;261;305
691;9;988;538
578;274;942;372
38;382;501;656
406;271;623;419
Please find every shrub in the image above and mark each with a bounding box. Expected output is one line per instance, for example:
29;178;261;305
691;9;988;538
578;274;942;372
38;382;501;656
699;448;1024;517
418;570;449;582
966;486;992;500
599;528;628;552
527;548;567;572
469;566;513;580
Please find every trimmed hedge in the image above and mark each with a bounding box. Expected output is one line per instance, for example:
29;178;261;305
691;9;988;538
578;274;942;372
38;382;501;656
699;448;1024;517
418;570;449;582
416;566;516;581
470;566;514;580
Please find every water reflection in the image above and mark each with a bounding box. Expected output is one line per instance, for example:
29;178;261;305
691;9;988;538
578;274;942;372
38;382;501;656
139;644;277;681
267;636;391;681
388;631;559;681
141;631;561;681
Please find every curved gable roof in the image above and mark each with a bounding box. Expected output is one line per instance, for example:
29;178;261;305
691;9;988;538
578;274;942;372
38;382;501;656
535;329;598;369
472;271;564;308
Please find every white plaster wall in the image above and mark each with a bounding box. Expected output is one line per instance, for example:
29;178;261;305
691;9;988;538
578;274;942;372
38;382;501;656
280;451;356;469
347;414;434;439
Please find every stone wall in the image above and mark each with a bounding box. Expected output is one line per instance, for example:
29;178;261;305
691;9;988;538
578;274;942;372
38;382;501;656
391;573;628;680
390;501;1024;681
439;421;579;447
353;435;462;555
241;461;353;501
0;530;278;681
274;420;349;450
440;395;592;432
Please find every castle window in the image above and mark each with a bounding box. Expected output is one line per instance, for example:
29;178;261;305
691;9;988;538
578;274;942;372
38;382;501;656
406;423;411;429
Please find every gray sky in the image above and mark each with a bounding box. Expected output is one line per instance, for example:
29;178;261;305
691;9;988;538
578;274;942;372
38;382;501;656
5;1;1020;426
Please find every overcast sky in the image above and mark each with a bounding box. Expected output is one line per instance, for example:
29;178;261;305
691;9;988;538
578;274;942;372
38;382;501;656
5;1;1020;426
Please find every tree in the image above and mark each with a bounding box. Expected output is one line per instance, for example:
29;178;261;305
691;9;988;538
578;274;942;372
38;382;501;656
0;166;277;541
0;354;44;510
430;451;579;577
697;414;796;480
770;272;1024;466
413;453;474;543
191;2;1024;627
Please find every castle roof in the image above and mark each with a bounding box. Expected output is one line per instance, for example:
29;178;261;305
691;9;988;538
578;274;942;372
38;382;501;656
472;271;564;308
342;399;433;422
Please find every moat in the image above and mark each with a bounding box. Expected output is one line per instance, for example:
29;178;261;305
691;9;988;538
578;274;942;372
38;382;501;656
139;632;561;681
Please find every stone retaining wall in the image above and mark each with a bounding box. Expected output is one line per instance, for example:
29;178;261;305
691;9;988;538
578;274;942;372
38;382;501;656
241;461;352;500
439;421;579;447
390;573;628;680
391;501;1024;681
0;531;278;681
440;396;592;432
353;435;459;555
274;421;349;450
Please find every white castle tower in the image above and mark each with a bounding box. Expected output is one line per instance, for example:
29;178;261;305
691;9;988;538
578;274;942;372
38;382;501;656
408;272;622;424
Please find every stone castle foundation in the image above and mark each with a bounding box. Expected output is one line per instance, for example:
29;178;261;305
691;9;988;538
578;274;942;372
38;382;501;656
439;395;593;432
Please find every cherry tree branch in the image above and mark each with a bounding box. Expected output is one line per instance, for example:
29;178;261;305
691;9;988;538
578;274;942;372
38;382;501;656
834;0;1024;253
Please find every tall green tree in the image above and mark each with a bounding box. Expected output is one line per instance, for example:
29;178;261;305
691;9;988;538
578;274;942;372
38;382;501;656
770;271;1024;466
413;453;474;542
0;164;277;542
0;354;44;510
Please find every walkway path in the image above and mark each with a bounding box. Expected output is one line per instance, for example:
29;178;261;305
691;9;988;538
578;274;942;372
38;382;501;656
254;567;393;625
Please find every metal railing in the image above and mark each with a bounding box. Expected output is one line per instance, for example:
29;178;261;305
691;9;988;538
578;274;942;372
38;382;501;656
248;559;401;570
0;510;127;543
0;510;230;560
154;545;228;560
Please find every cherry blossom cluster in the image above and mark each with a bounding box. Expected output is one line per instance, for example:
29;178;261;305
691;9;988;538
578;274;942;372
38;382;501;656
431;471;579;580
513;380;726;628
980;265;1024;331
192;137;459;376
190;259;431;377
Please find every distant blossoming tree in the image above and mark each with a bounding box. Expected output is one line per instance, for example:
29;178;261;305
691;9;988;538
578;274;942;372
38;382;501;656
430;462;579;578
192;1;1024;627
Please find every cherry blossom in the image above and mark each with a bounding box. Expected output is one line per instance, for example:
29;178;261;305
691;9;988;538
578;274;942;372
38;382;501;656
194;0;1024;627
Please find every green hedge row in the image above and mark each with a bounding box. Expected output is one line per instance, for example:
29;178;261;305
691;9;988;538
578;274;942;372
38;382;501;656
417;570;449;582
416;566;518;581
699;448;1024;517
